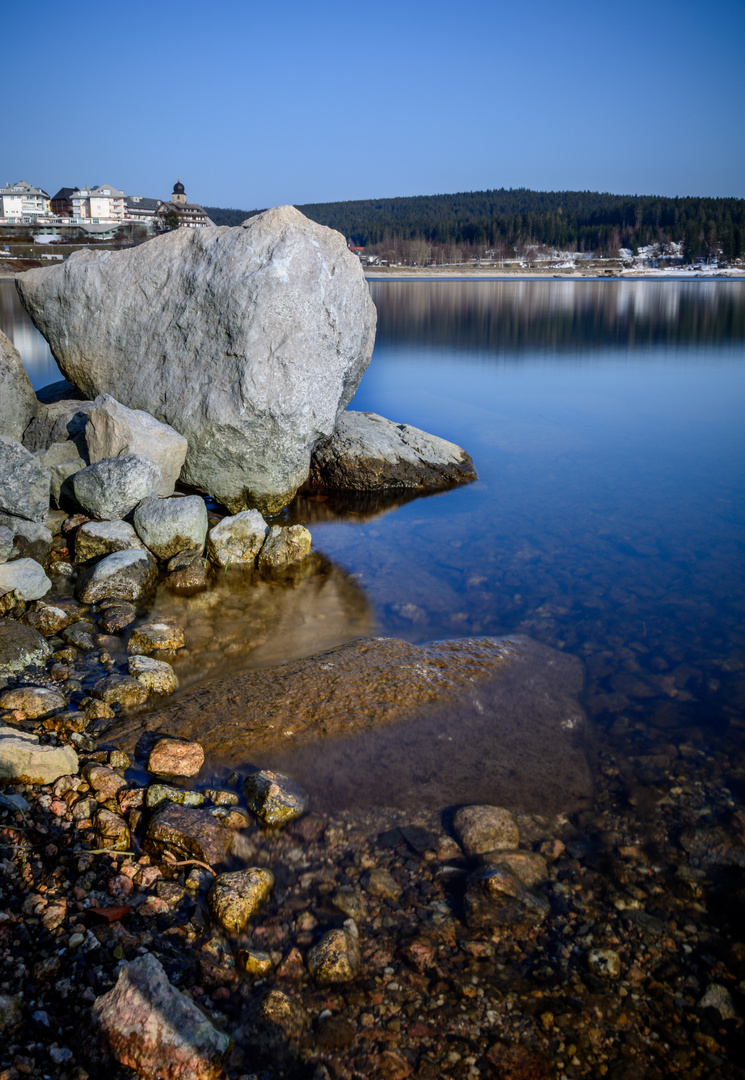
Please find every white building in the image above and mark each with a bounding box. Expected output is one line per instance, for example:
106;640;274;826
70;184;126;224
0;181;52;222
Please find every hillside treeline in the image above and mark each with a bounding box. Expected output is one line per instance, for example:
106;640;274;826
205;188;745;260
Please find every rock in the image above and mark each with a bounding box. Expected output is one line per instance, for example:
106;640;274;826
586;948;623;980
91;952;233;1080
94;806;131;850
128;617;185;654
145;803;234;866
0;515;54;563
465;863;549;931
699;984;737;1019
73;454;162;520
133;495;207;561
0;724;78;783
0;525;13;563
147;736;203;776
85;394;187;496
20;598;77;636
306;411;478;492
22;398;93;454
0;558;51;602
18;206;377;513
85;763;128;799
243;769;308;826
0;992;23;1036
166;554;208;594
0;619;52;676
145;784;204;810
75;519;145;563
0;686;66;718
109;635;592;817
76;548;158;603
61;619;96;650
0;329;37;441
128;655;178;696
257;524;312;574
307;920;361;984
259;988;310;1040
207;867;274;932
237;949;272;977
491;850;549;887
206;510;267;567
96;600;137;633
453;805;520;857
92;674;149;708
0;436;51;522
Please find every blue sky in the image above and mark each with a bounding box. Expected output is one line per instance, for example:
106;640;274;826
5;0;743;210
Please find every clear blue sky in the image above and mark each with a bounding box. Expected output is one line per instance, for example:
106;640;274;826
5;0;743;209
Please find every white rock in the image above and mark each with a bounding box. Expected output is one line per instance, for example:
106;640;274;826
73;454;162;520
206;510;267;567
0;724;78;784
0;329;38;442
133;495;207;561
17;206;377;514
0;558;52;601
86;395;187;497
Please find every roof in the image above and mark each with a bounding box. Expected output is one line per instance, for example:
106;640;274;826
0;180;50;198
173;179;185;194
51;188;76;202
73;185;125;199
126;196;160;210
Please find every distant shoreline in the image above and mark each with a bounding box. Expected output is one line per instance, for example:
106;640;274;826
365;266;745;281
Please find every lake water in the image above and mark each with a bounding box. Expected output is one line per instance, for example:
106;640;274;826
3;275;745;796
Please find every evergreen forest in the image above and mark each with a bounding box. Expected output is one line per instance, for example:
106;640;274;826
205;188;745;263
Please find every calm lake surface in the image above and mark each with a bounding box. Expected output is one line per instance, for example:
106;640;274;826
3;275;745;796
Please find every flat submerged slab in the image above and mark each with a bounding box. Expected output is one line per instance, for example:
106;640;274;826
110;634;593;816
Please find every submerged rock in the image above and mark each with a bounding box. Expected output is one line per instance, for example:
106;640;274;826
109;634;592;816
307;920;361;984
18;205;377;514
0;329;38;442
207;867;274;932
85;394;187;497
453;805;520;857
91;953;233;1080
243;769;308;826
306;411;477;492
128;617;185;654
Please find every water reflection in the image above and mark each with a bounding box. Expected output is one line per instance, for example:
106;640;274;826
372;279;745;356
124;555;374;696
0;279;60;390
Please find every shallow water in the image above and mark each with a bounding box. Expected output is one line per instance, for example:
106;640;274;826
4;274;745;808
0;279;60;389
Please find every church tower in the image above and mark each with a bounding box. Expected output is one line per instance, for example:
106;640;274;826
172;179;186;206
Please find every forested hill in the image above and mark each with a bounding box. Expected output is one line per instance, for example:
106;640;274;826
205;188;745;258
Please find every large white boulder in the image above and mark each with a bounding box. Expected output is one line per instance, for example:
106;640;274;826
17;206;377;514
0;330;37;442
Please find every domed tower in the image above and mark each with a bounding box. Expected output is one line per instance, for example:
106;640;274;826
172;179;186;205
